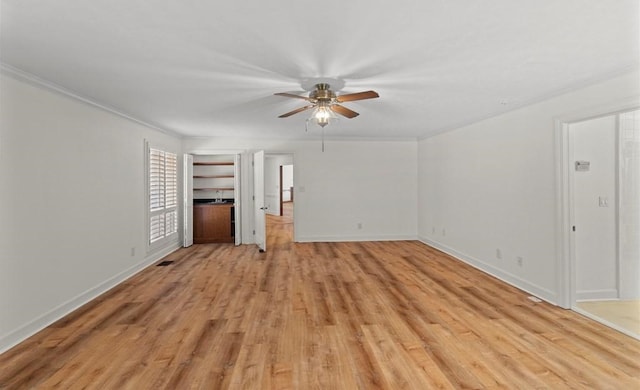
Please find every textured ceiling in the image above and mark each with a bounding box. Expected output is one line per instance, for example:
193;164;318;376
1;0;638;140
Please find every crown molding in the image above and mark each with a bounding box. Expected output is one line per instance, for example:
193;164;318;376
0;62;183;139
417;64;640;141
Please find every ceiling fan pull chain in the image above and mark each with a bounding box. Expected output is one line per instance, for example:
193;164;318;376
322;128;325;152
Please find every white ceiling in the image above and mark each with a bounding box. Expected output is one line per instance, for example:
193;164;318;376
1;0;638;140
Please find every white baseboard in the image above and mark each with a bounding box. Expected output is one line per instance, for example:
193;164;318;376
418;236;558;305
295;234;418;243
0;243;181;354
576;289;619;301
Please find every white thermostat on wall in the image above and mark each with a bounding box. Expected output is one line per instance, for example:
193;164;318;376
575;161;590;172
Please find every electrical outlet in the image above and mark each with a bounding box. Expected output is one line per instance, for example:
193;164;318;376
517;256;523;267
357;222;363;230
130;247;136;257
432;227;436;234
496;248;502;259
442;228;446;236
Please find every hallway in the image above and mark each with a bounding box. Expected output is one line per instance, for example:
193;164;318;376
266;202;293;248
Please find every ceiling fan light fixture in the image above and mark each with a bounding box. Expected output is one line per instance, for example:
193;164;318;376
312;101;335;128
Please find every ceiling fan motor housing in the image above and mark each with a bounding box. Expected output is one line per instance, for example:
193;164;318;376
310;83;336;102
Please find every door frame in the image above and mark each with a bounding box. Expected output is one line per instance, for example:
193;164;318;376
183;149;244;245
279;165;284;217
555;98;639;308
183;154;194;247
253;150;266;252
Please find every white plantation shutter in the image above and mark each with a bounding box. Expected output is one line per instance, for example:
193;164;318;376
165;152;177;208
165;210;178;235
150;149;166;212
149;147;178;244
150;214;165;243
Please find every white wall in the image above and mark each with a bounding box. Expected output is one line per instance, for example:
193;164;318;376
418;70;640;304
184;138;418;243
570;115;617;300
0;72;182;352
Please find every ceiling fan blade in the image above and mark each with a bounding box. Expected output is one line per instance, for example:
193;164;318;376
274;92;314;102
335;90;379;103
331;104;359;118
278;105;315;118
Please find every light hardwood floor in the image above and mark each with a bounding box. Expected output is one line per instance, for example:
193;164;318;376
1;206;639;389
576;300;640;338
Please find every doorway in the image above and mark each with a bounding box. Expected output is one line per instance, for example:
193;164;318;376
183;152;242;247
264;154;294;246
563;108;640;338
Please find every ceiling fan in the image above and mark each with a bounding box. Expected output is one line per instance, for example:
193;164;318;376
274;83;379;127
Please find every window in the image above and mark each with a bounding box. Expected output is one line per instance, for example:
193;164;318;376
149;147;178;245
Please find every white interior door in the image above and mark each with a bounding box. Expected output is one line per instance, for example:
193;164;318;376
253;151;266;252
570;116;618;301
183;154;193;247
618;109;640;299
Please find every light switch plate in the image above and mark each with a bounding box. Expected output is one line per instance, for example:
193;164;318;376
598;197;608;207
